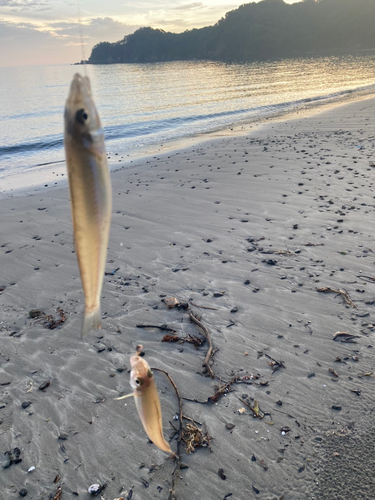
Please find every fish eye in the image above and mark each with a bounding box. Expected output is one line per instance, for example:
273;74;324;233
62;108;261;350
75;108;88;125
135;378;144;386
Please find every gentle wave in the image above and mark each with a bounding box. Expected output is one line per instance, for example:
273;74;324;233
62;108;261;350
1;56;375;183
0;138;63;157
2;108;60;122
2;82;375;161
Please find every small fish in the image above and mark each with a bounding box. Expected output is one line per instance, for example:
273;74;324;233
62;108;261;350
115;346;173;454
64;73;112;337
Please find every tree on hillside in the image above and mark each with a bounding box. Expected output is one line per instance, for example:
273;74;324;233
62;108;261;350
88;0;375;64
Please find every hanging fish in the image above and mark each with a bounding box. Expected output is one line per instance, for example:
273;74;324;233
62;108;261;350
64;73;112;338
115;346;173;454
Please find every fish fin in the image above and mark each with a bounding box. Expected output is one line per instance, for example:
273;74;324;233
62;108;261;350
81;306;101;338
114;392;135;401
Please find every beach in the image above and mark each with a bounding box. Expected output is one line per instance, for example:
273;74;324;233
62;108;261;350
1;95;375;499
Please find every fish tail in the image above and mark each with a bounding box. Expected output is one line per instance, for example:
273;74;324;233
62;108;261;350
81;306;101;338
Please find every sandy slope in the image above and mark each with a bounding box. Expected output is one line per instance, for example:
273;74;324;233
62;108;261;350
1;96;375;499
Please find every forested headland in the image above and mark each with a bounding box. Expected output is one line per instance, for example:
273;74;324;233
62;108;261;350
88;0;375;64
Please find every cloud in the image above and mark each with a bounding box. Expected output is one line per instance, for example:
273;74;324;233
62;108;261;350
0;0;253;65
122;1;242;33
138;2;239;32
0;19;47;39
50;17;138;42
0;0;51;10
172;2;203;11
0;19;63;65
0;17;138;66
156;18;193;29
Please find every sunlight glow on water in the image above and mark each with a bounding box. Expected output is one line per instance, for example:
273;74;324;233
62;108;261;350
0;55;375;190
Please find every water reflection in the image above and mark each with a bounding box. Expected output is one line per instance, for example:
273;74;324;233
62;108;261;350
1;55;375;175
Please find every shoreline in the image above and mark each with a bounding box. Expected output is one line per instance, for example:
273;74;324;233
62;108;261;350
2;86;375;201
1;94;375;498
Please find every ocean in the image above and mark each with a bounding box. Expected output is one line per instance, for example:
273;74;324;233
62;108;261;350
1;55;375;196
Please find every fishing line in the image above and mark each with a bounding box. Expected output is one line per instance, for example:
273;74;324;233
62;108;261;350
76;0;87;76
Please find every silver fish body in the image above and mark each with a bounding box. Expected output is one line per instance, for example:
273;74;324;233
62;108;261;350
116;350;173;454
64;73;112;337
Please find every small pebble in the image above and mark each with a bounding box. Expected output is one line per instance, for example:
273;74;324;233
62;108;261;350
2;454;11;469
218;468;226;480
88;484;101;494
38;381;50;391
29;309;44;319
2;447;22;468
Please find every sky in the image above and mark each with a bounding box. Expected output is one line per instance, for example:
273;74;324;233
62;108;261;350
0;0;300;67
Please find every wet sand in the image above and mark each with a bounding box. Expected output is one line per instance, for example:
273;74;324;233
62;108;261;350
1;95;375;499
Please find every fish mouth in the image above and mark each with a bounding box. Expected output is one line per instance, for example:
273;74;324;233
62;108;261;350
67;73;92;109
